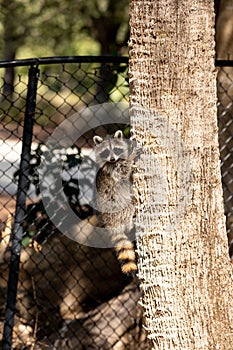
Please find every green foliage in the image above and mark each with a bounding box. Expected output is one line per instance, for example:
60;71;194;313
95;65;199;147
0;0;129;59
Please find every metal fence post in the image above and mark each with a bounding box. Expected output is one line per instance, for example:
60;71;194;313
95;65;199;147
2;65;40;349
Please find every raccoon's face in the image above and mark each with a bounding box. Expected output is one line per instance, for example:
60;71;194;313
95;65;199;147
93;130;129;167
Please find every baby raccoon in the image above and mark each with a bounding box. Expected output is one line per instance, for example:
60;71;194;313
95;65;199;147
93;130;139;275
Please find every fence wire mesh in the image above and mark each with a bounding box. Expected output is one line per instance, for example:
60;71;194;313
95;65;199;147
217;64;233;259
0;57;149;350
0;57;232;349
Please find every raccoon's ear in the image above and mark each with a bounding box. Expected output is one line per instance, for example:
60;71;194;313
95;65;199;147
114;130;123;139
93;135;103;145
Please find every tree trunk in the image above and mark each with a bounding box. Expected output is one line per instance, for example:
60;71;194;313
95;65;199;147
2;50;16;99
129;1;233;349
1;0;22;99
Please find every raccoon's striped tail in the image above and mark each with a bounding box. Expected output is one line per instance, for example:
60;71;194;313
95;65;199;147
114;238;137;276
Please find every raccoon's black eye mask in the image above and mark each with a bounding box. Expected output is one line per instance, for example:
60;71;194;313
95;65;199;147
100;147;124;159
113;147;124;156
100;149;110;158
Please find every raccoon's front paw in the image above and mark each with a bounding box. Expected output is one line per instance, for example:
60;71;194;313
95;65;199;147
129;146;143;162
134;147;143;161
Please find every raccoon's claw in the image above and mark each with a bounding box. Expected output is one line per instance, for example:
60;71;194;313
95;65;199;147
128;146;143;161
134;147;143;161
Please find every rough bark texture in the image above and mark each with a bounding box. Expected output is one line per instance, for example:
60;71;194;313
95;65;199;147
129;1;233;349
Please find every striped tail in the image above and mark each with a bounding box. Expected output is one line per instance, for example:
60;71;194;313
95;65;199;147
114;238;137;276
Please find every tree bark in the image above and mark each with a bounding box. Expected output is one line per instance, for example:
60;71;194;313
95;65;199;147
2;0;17;99
129;1;233;349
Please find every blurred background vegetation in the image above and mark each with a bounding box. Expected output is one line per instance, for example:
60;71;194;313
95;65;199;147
0;0;130;124
0;0;129;60
0;0;231;125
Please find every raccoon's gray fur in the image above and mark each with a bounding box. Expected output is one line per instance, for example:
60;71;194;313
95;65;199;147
93;130;139;275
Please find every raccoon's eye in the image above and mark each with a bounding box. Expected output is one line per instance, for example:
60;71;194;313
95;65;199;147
114;147;123;156
100;149;110;158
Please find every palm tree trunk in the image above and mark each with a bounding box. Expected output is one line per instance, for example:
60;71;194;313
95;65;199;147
129;0;233;349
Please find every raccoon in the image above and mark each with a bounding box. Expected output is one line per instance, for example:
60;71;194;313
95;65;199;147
93;130;139;275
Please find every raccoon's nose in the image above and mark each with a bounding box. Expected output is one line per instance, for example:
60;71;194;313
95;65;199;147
110;157;116;162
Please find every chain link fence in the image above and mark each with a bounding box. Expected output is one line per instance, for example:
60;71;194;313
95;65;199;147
217;61;233;259
0;56;149;350
0;57;233;349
